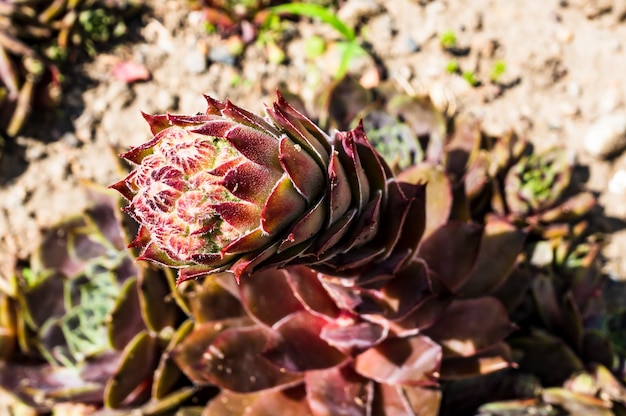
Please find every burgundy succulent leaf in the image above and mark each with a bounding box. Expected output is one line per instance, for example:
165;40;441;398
372;383;441;416
172;322;302;393
397;163;453;239
417;221;483;294
320;318;389;355
353;335;441;387
286;265;342;320
238;268;304;326
204;385;314;416
422;297;515;357
305;363;374;416
438;342;513;380
262;310;348;372
391;295;453;334
112;92;426;284
182;274;248;324
532;273;564;335
376;259;432;320
458;217;527;298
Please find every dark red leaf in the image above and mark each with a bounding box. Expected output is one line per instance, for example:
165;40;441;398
204;385;313;416
397;163;452;240
423;298;514;357
286;266;341;319
354;335;441;386
417;221;483;293
261;175;307;234
460;218;526;297
305;363;373;416
263;311;348;372
173;324;302;392
320;320;387;355
239;268;304;326
279;136;325;203
439;342;513;379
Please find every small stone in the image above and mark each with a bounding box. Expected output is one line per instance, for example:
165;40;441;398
24;142;47;161
186;49;208;73
401;37;421;54
61;132;80;148
208;45;235;66
359;66;380;89
530;241;554;267
560;102;580;116
608;169;626;194
104;81;134;111
547;117;562;130
74;112;95;143
599;89;622;113
555;26;574;43
584;113;626;158
566;81;581;97
151;90;178;113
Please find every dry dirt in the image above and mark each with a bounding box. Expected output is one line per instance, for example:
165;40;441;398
2;0;626;283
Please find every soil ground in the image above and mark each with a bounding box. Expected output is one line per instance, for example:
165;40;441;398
2;0;626;284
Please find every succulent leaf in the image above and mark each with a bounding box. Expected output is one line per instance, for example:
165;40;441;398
305;364;373;416
172;322;302;392
353;335;441;386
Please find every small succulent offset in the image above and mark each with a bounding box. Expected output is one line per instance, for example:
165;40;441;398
0;188;137;412
0;188;214;414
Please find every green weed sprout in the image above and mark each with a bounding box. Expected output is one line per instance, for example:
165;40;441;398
490;60;507;82
440;29;457;49
462;71;479;87
270;2;367;79
446;59;460;73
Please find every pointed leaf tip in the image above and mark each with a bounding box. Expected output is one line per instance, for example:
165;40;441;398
204;95;226;114
141;111;171;134
109;177;135;201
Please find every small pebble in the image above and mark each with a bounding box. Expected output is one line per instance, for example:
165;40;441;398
609;170;626;194
102;81;133;111
61;132;80;148
584;113;626;158
359;66;380;89
209;46;235;66
547;117;562;130
599;89;622;113
555;26;574;43
403;37;421;54
152;90;178;112
560;102;580;117
566;81;581;97
186;49;209;73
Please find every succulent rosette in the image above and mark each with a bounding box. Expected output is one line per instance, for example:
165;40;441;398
112;92;425;283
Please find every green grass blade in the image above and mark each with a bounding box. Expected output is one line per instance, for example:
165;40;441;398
270;3;356;41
